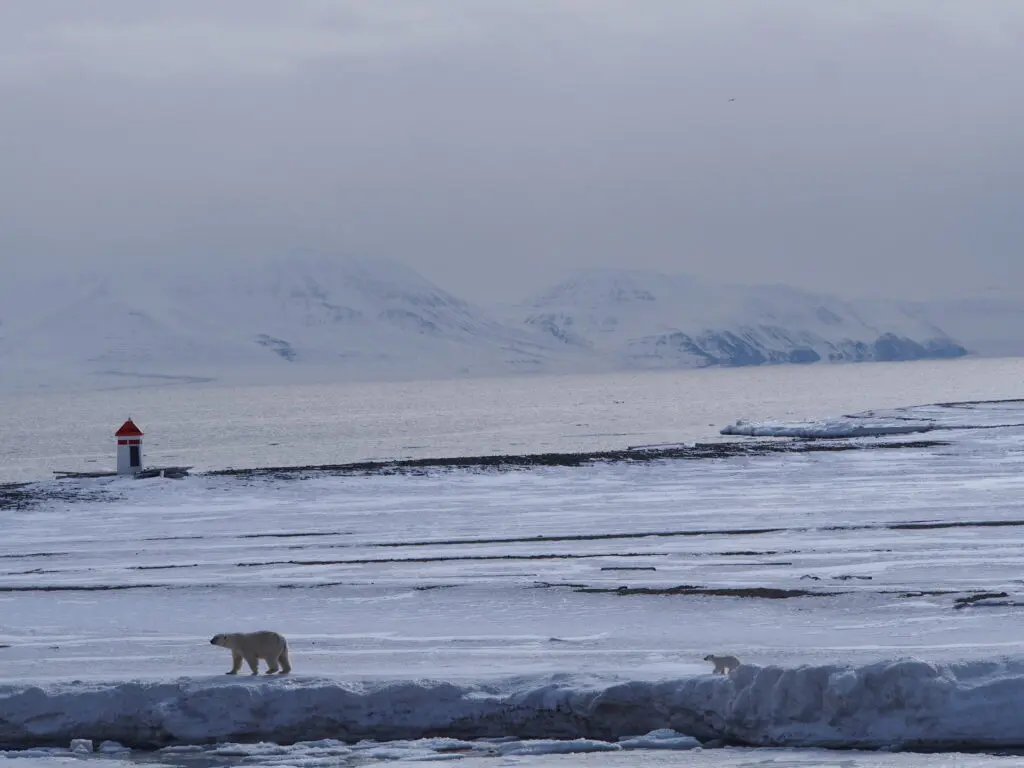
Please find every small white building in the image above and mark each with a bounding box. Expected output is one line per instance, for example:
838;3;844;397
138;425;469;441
115;418;144;474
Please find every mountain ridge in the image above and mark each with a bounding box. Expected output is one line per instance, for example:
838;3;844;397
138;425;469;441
510;269;969;369
0;258;1017;393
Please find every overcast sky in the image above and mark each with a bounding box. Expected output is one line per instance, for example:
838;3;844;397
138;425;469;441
2;1;1023;303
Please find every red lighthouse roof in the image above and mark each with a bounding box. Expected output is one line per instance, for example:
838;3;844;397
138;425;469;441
115;419;144;437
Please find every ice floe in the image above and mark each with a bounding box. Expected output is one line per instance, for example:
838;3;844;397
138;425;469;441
721;399;1024;438
720;419;933;438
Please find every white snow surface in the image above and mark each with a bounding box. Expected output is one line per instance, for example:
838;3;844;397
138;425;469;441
3;401;1024;752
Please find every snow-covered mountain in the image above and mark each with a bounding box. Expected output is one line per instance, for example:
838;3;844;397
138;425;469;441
511;270;970;369
0;257;579;392
2;259;1021;394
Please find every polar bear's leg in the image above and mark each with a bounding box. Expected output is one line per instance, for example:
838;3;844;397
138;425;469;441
278;645;291;674
226;650;242;675
244;654;260;675
266;655;280;674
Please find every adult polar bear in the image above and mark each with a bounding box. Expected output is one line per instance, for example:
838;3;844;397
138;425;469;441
211;631;291;675
703;653;741;675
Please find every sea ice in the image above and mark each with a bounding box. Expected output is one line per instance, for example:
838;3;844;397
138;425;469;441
720;418;933;438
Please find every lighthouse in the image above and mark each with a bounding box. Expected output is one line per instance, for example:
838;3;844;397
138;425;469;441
115;418;144;474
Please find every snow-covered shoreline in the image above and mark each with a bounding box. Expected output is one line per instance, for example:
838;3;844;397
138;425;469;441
3;398;1024;759
3;659;1024;751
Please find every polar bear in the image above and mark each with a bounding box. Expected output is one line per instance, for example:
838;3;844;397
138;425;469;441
210;631;291;675
704;654;741;675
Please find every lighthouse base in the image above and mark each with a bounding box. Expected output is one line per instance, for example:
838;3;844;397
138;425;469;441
54;466;192;480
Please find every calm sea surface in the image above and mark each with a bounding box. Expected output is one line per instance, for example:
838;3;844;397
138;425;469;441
1;357;1022;483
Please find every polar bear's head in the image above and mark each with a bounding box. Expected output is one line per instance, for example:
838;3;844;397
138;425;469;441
210;634;230;647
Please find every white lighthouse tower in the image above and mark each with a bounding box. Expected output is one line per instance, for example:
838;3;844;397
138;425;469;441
115;418;144;474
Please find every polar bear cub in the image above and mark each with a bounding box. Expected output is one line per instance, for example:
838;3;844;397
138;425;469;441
704;654;741;675
210;631;291;675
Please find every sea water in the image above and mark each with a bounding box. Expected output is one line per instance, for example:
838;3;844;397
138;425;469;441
1;357;1023;483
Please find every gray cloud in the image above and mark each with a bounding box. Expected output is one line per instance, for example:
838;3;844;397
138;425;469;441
2;0;1023;302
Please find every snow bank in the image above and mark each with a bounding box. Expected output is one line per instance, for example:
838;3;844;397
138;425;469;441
720;418;934;438
3;660;1024;751
495;739;621;756
617;729;701;750
0;760;147;768
1;735;699;766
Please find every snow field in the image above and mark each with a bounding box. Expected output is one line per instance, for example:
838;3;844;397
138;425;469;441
2;402;1024;750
